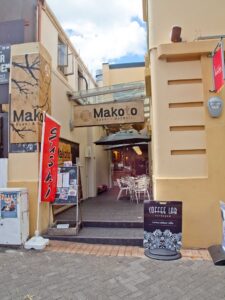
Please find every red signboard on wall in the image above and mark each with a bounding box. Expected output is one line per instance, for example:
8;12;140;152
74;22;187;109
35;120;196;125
39;114;61;202
212;41;225;92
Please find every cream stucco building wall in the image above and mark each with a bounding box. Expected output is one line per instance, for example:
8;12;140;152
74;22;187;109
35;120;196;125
41;5;109;199
146;0;225;49
7;2;109;235
143;0;225;248
102;62;145;86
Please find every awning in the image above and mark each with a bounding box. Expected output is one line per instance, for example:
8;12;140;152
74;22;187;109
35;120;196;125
95;130;151;145
104;142;148;150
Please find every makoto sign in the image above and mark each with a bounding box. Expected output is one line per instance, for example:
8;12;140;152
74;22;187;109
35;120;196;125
73;100;144;127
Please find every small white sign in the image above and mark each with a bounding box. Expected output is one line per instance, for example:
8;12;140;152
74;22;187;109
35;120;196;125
56;224;69;229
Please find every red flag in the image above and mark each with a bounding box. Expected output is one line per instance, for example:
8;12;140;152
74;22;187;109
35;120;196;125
213;42;225;92
39;114;61;202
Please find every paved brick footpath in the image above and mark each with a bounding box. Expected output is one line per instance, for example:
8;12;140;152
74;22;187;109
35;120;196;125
0;242;225;300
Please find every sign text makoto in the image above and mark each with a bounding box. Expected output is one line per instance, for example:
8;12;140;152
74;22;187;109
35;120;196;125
73;100;145;127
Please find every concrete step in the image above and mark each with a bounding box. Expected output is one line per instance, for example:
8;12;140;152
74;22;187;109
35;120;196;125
45;226;143;246
55;220;143;228
83;220;143;228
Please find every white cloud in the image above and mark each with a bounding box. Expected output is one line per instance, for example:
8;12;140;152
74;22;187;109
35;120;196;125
46;0;146;75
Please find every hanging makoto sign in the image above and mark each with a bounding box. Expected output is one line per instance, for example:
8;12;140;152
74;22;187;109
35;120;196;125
73;100;145;127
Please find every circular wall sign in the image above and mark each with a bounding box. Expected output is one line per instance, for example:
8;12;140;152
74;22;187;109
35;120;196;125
207;96;223;117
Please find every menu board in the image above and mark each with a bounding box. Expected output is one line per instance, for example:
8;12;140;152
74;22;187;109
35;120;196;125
54;166;78;205
144;200;182;252
0;191;18;218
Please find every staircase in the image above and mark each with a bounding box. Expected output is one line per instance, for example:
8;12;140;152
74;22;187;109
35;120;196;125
45;220;143;247
45;189;144;247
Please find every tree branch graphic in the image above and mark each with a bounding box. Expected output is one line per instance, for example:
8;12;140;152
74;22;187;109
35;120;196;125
10;54;51;144
32;77;51;112
10;123;36;139
11;79;38;97
12;54;40;82
11;54;40;98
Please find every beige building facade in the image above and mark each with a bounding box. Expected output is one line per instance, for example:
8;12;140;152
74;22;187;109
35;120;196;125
143;0;225;247
102;62;145;86
0;0;109;235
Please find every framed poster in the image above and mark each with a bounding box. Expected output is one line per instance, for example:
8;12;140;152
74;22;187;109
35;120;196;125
54;166;78;205
144;200;182;252
0;191;17;218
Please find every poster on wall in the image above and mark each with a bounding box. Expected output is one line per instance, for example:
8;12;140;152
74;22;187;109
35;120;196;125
54;166;78;205
0;192;17;218
58;142;72;166
144;200;182;252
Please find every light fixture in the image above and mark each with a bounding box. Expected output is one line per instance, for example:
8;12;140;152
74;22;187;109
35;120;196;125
133;146;142;155
207;96;223;117
171;26;182;42
113;150;119;160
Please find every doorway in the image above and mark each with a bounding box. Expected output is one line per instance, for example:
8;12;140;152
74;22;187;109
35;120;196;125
111;144;149;186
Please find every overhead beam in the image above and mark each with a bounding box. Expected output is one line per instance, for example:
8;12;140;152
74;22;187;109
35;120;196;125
67;81;145;100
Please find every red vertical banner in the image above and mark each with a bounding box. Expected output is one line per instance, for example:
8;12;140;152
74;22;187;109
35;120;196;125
212;41;225;92
39;114;61;202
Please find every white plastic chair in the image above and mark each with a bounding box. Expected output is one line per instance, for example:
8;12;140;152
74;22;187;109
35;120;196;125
133;176;150;203
116;178;130;200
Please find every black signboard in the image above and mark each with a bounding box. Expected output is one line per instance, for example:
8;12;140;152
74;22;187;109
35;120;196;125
54;166;78;205
0;45;10;85
144;200;182;252
10;143;38;153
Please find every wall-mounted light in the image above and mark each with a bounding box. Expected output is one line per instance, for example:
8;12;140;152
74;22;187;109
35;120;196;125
171;26;182;43
133;146;142;155
207;96;223;117
113;150;119;160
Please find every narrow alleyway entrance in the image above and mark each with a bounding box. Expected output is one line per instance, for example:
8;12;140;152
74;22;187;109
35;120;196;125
46;187;144;246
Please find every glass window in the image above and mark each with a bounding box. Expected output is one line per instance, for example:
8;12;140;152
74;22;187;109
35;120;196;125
58;39;68;67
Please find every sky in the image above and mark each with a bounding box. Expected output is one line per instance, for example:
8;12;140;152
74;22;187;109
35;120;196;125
46;0;146;76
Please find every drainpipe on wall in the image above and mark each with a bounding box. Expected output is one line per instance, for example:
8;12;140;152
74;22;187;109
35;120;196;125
78;72;88;92
78;73;97;197
36;0;43;42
